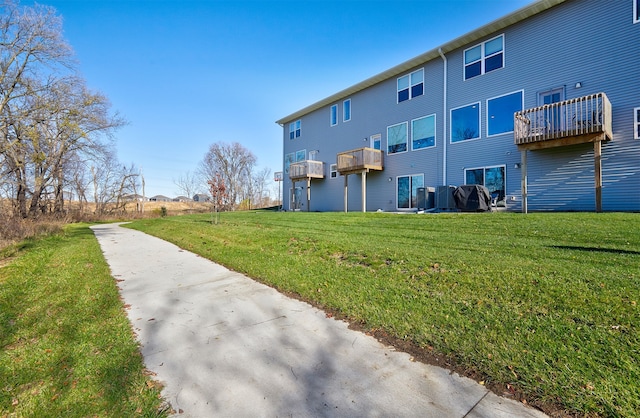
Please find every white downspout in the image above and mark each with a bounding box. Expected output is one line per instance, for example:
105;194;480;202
438;48;447;186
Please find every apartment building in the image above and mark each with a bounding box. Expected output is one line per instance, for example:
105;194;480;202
276;0;640;212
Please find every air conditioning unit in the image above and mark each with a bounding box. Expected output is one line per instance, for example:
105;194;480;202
416;187;435;210
436;185;457;210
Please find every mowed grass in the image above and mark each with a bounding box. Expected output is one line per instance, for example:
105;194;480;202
128;211;640;417
0;224;167;417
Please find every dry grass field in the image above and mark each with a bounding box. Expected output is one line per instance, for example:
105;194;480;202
0;200;212;251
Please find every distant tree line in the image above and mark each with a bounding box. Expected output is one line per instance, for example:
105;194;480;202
0;1;135;218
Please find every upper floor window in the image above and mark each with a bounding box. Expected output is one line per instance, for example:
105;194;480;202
412;114;436;150
451;102;480;143
370;134;381;150
289;120;301;139
635;0;640;23
464;35;504;80
343;99;351;122
387;122;408;154
397;68;424;103
487;90;523;136
330;105;338;126
330;164;337;178
634;107;640;139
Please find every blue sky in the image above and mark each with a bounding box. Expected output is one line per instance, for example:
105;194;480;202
28;0;533;198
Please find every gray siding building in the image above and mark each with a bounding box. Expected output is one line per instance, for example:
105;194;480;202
277;0;640;212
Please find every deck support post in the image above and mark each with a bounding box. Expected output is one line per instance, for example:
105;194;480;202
343;174;348;213
306;179;311;212
594;139;602;213
361;171;367;213
521;150;528;214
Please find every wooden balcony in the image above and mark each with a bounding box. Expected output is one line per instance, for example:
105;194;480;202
514;92;612;151
336;147;383;175
289;160;325;181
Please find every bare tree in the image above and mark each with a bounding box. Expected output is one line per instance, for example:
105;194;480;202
0;1;73;117
198;142;256;210
174;170;201;200
27;77;123;215
208;172;226;224
250;167;271;208
0;2;125;217
0;1;73;216
90;149;139;214
65;152;90;213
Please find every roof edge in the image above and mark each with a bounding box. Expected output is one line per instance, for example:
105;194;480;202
276;0;566;126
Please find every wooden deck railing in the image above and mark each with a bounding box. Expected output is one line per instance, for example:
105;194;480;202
514;92;612;149
289;160;324;180
336;147;383;174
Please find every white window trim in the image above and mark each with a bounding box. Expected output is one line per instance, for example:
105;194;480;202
284;152;294;174
370;133;381;150
289;120;301;139
634;107;640;139
387;121;409;155
330;104;338;127
343;99;351;122
463;34;505;81
411;114;437;151
450;101;481;144
330;163;337;178
397;68;424;103
396;173;424;211
635;0;640;23
486;89;524;138
463;165;507;199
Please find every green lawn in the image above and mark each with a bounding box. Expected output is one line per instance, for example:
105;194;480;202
0;224;167;417
127;211;640;417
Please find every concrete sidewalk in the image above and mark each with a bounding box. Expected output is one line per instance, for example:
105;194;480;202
91;223;547;418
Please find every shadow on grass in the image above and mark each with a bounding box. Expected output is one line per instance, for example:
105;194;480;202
550;245;640;255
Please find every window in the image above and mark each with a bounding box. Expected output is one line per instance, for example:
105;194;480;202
295;149;306;162
635;107;640;139
487;90;523;136
343;99;351;122
397;68;424;103
451;102;480;143
330;164;337;178
387;122;408;154
464;35;504;80
412;115;436;150
370;134;381;150
635;0;640;23
284;152;294;174
397;174;424;209
330;105;338;126
289;120;301;139
464;165;506;203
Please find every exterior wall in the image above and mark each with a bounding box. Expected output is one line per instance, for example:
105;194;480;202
280;0;640;212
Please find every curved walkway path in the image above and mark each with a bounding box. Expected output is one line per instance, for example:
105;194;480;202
91;223;547;418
